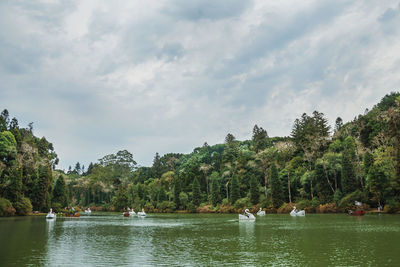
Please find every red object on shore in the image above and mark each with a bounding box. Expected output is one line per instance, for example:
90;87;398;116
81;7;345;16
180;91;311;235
123;212;130;217
349;209;365;216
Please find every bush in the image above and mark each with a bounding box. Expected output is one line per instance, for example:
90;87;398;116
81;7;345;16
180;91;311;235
384;200;400;214
196;205;214;213
296;198;320;213
316;203;337;213
51;202;63;213
144;202;154;211
158;201;175;212
221;198;229;205
333;190;342;206
339;190;367;210
14;197;32;216
187;202;196;213
101;203;113;211
0;198;16;216
234;197;250;210
218;204;234;213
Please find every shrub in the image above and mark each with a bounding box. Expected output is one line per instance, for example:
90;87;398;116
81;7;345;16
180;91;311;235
384;200;400;214
333;190;342;206
221;198;229;205
234;197;250;210
158;201;175;212
187;202;196;213
338;190;367;210
218;204;234;213
0;198;16;216
144;202;154;211
14;197;32;216
296;198;320;213
51;202;63;213
196;205;214;213
316;203;337;213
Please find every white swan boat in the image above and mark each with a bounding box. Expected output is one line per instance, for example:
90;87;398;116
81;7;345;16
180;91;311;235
290;206;305;216
257;208;266;216
84;208;91;214
129;210;136;216
137;209;146;217
239;209;256;220
46;209;56;219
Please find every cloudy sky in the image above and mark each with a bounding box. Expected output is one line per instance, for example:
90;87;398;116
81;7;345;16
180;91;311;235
1;0;400;170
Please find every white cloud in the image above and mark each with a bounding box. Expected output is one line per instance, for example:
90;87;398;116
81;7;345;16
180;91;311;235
1;0;400;169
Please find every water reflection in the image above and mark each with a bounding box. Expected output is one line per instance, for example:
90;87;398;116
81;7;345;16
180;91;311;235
1;214;400;266
46;218;55;232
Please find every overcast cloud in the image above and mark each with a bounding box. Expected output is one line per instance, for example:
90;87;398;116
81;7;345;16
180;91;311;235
1;0;400;170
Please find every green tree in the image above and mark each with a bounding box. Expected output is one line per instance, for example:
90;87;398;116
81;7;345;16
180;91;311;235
252;125;269;152
152;152;162;178
0;131;17;166
52;175;68;207
270;164;283;208
74;162;81;174
179;192;188;209
32;165;52;212
210;177;220;206
341;137;358;194
173;177;181;209
249;174;259;205
158;187;167;203
192;177;201;206
363;152;374;177
0;109;9;131
230;174;240;205
367;165;390;206
113;184;128;211
6;167;23;203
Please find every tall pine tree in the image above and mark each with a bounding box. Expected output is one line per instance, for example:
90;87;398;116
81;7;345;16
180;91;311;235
52;175;68;207
211;178;220;206
230;174;240;205
249;174;259;205
192;177;201;206
270;164;283;208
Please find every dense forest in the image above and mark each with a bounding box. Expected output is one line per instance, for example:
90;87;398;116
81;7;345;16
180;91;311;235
1;92;400;216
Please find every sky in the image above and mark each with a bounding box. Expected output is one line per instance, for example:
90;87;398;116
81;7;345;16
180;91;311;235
1;0;400;170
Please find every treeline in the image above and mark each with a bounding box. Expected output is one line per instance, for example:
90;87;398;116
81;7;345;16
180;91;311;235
60;92;400;214
1;92;400;216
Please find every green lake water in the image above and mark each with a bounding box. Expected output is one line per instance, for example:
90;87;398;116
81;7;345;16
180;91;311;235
0;213;399;266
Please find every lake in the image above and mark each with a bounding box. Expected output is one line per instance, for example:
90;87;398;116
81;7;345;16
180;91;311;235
0;213;399;266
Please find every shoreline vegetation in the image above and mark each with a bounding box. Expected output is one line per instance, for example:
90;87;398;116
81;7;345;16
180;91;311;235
24;206;396;216
1;92;400;217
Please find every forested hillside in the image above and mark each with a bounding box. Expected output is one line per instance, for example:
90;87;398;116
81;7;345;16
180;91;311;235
1;92;400;216
0;111;58;215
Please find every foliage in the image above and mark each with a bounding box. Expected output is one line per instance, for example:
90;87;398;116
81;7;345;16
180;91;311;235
233;197;250;210
179;192;189;209
0;198;15;216
192;177;201;206
53;175;68;207
383;199;400;214
230;174;240;205
3;92;400;216
113;184;128;211
13;196;32;215
270;164;283;208
338;190;367;210
210;176;221;206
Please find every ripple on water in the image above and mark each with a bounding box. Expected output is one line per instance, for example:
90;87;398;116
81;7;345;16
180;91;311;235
1;214;400;266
